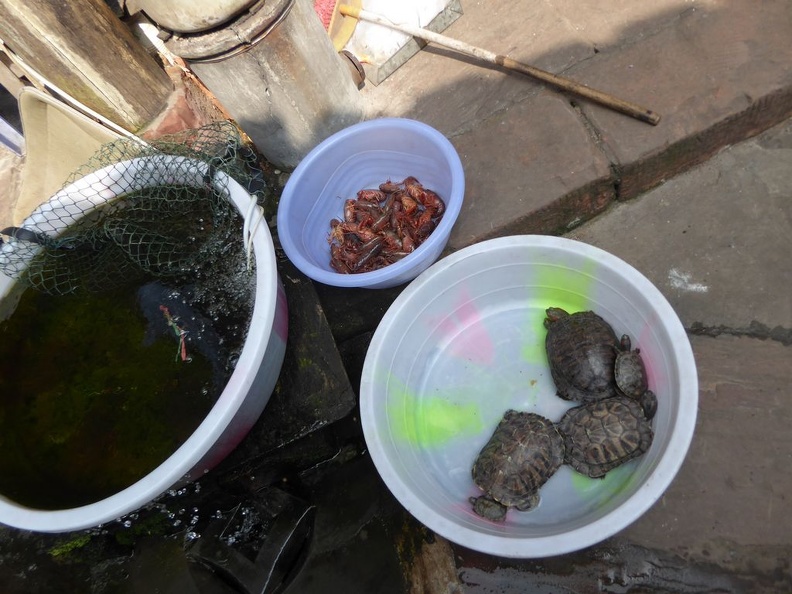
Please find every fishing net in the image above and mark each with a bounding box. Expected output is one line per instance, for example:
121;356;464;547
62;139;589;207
0;121;267;296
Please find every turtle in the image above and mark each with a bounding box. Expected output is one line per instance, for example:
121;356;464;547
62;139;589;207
544;307;620;402
614;334;658;420
557;396;654;479
470;410;565;521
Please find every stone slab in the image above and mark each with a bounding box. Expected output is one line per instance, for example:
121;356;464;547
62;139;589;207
360;0;595;136
359;0;792;250
209;250;358;475
543;0;708;52
574;0;792;201
283;454;411;594
569;118;792;332
623;334;792;552
447;89;614;249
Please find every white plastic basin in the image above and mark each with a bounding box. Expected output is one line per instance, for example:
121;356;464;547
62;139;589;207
0;156;288;532
361;235;698;558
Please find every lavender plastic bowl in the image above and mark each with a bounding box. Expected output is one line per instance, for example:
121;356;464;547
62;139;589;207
276;118;465;288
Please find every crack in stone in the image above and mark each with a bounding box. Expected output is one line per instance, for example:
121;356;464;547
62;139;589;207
568;100;623;198
687;321;792;346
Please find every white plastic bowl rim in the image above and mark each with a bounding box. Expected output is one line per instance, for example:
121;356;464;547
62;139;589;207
0;156;284;533
360;235;698;558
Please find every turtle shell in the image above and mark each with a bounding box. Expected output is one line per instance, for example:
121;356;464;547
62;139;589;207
544;308;620;402
558;397;653;479
615;334;658;420
471;410;565;519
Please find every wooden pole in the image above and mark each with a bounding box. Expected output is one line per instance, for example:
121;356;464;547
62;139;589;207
339;5;660;126
0;0;172;131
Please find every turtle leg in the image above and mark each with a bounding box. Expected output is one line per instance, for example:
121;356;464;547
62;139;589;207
470;496;508;522
514;492;541;512
640;390;658;420
566;455;608;479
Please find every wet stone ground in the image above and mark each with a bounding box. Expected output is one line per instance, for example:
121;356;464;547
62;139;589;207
0;244;415;594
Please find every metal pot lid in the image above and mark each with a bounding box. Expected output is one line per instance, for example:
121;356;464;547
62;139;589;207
132;0;259;34
163;0;293;61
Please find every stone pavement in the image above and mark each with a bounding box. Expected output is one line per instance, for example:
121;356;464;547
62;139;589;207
0;0;791;592
308;115;792;594
295;1;792;589
361;0;792;248
471;117;792;593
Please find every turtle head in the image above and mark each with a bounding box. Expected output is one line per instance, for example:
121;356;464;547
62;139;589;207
544;307;569;328
620;334;632;351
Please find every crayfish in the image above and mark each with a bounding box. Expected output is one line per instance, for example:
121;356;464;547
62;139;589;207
328;176;446;274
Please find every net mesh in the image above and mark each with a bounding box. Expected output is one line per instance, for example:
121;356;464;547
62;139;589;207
0;122;266;296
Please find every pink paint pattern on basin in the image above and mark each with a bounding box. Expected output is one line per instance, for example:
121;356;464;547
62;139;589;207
274;281;289;342
429;286;494;365
635;314;665;398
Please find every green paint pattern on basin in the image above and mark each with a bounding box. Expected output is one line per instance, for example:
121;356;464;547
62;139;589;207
521;261;597;365
387;377;485;448
569;461;643;499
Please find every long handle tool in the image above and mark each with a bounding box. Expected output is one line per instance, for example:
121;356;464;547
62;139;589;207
339;5;660;126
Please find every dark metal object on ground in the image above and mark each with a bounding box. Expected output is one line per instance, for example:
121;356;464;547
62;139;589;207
187;488;315;594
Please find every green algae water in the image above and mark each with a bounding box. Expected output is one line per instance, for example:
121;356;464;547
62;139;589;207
0;281;243;510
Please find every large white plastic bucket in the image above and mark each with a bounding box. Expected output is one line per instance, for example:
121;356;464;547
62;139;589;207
360;235;698;558
0;157;288;532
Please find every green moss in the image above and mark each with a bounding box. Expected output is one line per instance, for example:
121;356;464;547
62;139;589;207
113;511;174;546
48;534;92;558
0;283;222;509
